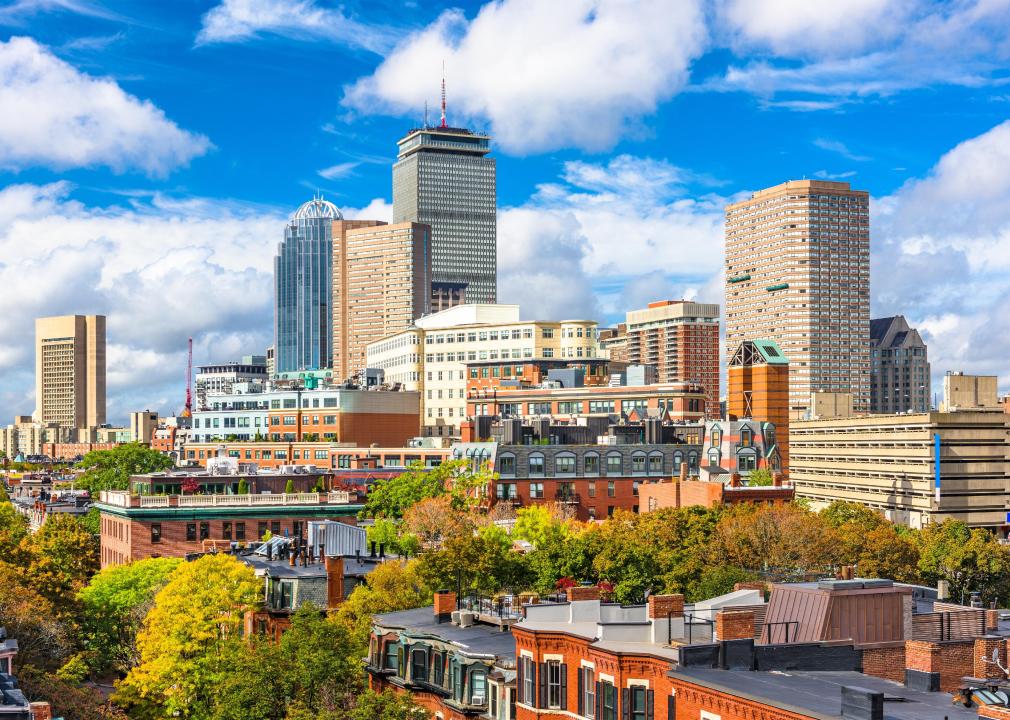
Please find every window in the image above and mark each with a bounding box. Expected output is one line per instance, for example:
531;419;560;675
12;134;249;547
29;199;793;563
673;451;683;470
584;453;599;475
629;686;650;720
648;453;663;473
521;657;536;705
708;448;721;465
199;522;209;540
546;660;564;709
529;402;551;415
529;454;545;476
688;451;699;471
150;524;162;544
236;522;246;541
470;669;487;705
530;482;544;499
589;401;615;414
411;648;428;682
556;455;576;474
600;682;617;720
186;522;196;541
607;481;615;497
588;481;596;498
433;651;445;686
737;450;757;472
710;425;723;447
490;681;500;719
740;425;754;447
606;454;622;475
558;401;579;414
496;483;517;500
258;521;267;539
498;454;515;475
384;643;400;671
579;667;595;718
271;521;281;535
222;522;232;540
631;454;646;473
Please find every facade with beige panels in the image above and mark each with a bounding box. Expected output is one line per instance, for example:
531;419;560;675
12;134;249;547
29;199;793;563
332;221;431;381
790;411;1010;530
366;304;600;438
35;314;106;428
725;180;870;413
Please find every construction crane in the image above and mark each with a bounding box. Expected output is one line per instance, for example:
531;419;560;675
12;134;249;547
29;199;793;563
182;337;193;417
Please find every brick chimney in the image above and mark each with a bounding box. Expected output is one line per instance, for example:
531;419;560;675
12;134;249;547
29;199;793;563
434;589;456;623
975;636;1007;680
30;703;52;720
729;473;741;488
647;594;684;619
567;585;600;602
773;472;784;487
986;609;1000;633
324;555;344;610
679;461;688;483
715;609;755;641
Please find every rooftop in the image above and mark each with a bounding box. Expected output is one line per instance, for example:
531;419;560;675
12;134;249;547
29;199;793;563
374;605;517;662
670;667;977;720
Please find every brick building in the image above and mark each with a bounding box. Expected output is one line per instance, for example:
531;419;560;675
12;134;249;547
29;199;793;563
638;469;793;512
96;489;362;567
727;339;790;475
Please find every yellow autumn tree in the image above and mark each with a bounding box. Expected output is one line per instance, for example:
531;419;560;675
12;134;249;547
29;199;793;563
113;553;260;719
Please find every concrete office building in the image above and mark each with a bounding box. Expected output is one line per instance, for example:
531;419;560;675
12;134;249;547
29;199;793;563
333;222;431;381
790;411;1010;530
392;119;496;306
870;316;930;414
195;356;267;410
366;304;599;438
725;180;871;413
129;410;159;444
941;371;999;412
625;300;720;416
35;314;106;428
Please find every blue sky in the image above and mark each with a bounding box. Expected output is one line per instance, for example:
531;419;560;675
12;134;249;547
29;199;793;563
2;0;1010;422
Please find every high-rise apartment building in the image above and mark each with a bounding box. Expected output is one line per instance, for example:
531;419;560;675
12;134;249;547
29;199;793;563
35;314;106;428
333;222;431;381
869;315;930;414
392;122;496;306
724;180;871;412
625;300;720;416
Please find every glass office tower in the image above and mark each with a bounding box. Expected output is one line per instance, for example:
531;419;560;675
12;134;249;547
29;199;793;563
274;196;340;373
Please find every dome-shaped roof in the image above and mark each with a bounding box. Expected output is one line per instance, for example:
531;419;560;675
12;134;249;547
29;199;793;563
291;195;343;221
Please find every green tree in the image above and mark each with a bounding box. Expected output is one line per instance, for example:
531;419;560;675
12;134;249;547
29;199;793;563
367;518;420;557
236;478;249;495
687;565;759;602
26;513;99;608
362;460;492;519
0;561;73;670
348;689;429;720
0;492;30;560
278;604;363;713
918;520;1010;605
78;557;183;675
77;444;173;494
285;478;296;494
336;560;432;649
417;524;530;596
746;468;774;487
114;554;260;718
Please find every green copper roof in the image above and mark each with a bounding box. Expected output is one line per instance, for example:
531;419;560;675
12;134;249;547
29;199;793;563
752;339;789;365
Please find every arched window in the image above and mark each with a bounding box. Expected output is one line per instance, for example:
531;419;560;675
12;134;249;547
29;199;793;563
708;448;721;466
763;422;776;448
584;451;600;475
648;452;664;474
737;448;757;471
631;451;647;474
673;450;684;471
528;453;545;476
606;452;623;475
555;452;576;475
497;453;516;476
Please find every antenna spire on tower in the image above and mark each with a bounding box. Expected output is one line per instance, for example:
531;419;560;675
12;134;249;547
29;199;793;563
440;60;447;128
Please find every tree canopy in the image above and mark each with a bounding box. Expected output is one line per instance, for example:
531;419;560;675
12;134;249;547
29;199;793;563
76;443;173;493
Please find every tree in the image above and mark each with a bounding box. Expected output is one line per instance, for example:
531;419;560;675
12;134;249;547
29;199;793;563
278;604;363;714
918;521;1010;605
368;518;420;558
26;513;100;608
17;665;129;720
362;460;492;519
336;560;432;649
348;689;429;720
76;444;173;494
0;492;30;561
417;524;530;596
285;478;296;494
0;561;73;670
401;495;475;548
236;478;249;495
78;557;182;676
114;554;260;718
687;565;760;602
747;469;774;486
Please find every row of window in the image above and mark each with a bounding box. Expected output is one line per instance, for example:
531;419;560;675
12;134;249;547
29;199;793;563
496;451;700;477
149;519;294;544
518;658;654;720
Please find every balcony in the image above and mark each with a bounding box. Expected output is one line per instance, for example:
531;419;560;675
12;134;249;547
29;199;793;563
100;490;352;508
555;491;581;504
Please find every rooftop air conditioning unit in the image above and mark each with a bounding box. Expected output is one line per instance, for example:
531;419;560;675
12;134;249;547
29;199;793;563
458;611;476;628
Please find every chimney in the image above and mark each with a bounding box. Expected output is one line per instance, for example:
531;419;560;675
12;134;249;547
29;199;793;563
325;555;345;610
715;609;755;641
288;547;296;566
434;589;456;623
773;472;784;487
370;541;377;558
730;473;741;488
379;543;386;559
29;702;53;720
647;594;684;619
566;585;600;602
679;461;688;483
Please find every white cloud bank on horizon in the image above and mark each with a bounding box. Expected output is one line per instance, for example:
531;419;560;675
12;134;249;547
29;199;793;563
0;36;210;175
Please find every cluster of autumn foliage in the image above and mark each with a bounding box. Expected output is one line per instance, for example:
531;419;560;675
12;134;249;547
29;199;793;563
4;453;1010;719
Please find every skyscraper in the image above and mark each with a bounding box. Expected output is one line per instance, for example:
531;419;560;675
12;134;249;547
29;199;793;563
724;180;870;412
35;314;106;428
392;110;496;306
870;315;931;414
624;300;721;416
333;221;432;381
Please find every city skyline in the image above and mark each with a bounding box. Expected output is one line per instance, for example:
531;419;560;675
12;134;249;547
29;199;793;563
3;0;1010;421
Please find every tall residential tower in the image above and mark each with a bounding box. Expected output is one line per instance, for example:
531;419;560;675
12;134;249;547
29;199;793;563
869;315;930;413
35;314;106;428
724;180;870;412
392;115;496;306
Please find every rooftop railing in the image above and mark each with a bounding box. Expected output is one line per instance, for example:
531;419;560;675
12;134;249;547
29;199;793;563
100;490;353;508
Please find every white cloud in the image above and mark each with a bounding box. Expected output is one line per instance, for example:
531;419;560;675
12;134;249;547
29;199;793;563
343;0;707;153
873;120;1010;389
196;0;393;52
318;161;359;180
497;155;727;323
0;182;283;421
813;138;871;162
0;36;210;175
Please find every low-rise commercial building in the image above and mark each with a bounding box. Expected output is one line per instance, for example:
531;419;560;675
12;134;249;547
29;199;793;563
96;488;362;567
790;411;1010;530
181;442;451;470
366;304;600;439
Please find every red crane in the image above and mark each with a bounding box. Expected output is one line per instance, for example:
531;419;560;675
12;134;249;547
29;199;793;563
182;337;193;417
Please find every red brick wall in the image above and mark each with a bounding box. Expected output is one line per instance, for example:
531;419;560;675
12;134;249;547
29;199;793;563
99;513;356;567
715;610;755;641
906;639;975;692
496;476;643;520
670;678;815;720
861;644;905;683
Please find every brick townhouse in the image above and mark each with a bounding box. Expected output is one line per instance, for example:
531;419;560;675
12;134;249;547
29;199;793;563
367;578;1010;720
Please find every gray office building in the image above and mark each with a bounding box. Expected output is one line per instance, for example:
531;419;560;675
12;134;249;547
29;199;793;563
274;197;339;374
392;124;497;307
869;315;931;413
